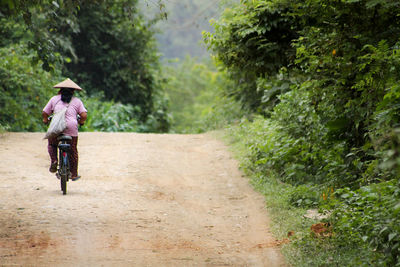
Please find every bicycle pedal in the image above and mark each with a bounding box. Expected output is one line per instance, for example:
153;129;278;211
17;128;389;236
56;173;60;180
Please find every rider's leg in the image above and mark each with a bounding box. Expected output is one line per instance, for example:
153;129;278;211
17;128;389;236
48;137;58;172
69;137;79;178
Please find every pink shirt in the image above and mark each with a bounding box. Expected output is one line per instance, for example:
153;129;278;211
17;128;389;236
43;95;87;137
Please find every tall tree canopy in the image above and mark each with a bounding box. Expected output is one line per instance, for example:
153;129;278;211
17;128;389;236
63;0;159;120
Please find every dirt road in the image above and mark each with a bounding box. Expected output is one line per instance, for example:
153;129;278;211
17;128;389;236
0;132;285;266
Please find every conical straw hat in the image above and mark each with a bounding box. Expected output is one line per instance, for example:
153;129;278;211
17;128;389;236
53;78;82;91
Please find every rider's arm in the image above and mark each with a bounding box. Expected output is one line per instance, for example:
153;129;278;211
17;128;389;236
78;112;87;125
42;111;50;125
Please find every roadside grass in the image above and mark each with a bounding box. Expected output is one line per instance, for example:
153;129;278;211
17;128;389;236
213;129;376;267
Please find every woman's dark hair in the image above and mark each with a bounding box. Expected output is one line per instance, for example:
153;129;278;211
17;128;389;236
60;88;74;103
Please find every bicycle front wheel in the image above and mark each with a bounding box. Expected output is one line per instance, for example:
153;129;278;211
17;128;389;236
59;153;69;195
61;175;67;195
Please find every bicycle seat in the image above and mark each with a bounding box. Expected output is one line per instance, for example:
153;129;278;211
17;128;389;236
57;135;72;141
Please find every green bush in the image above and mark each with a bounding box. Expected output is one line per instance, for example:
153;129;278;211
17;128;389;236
0;44;63;132
332;180;400;265
236;88;349;187
82;94;141;132
289;184;321;208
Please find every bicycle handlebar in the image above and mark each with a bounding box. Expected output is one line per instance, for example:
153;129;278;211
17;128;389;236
46;115;84;126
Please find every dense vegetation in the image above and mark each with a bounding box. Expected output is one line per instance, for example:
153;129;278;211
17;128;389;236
0;0;169;132
162;57;244;133
205;0;400;265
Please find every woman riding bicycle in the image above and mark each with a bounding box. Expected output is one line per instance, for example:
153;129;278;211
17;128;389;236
42;78;87;181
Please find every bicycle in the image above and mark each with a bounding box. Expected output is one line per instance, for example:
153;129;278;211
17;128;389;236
56;135;72;195
46;114;82;195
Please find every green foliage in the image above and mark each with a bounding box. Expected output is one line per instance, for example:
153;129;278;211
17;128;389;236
162;56;244;133
287;235;375;267
234;93;348;187
205;1;299;75
63;0;162;122
0;44;62;131
289;184;321;208
81;93;141;132
1;0;167;69
332;180;400;265
0;16;26;47
1;0;81;71
0;42;167;133
204;0;302;110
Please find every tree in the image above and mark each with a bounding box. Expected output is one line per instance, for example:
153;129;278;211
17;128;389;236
63;0;159;121
0;0;167;71
204;0;302;110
